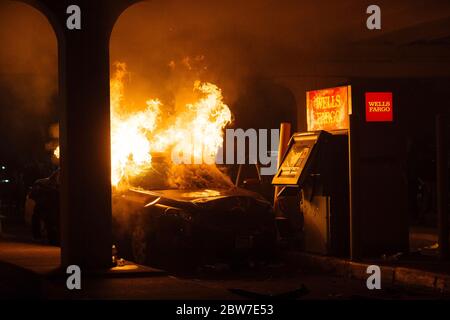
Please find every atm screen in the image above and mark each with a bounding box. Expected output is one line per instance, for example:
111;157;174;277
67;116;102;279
272;131;327;186
277;145;311;179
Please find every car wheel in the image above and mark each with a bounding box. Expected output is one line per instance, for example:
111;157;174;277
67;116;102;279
46;225;60;245
131;224;152;265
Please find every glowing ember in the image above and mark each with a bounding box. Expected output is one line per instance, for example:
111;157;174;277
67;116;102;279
53;146;60;159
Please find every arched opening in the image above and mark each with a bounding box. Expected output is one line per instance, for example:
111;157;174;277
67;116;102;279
0;1;59;244
108;1;297;270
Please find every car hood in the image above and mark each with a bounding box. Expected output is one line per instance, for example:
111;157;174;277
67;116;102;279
120;187;271;210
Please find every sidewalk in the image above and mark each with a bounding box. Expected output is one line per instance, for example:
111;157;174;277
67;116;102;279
1;228;449;299
284;230;450;295
0;239;238;299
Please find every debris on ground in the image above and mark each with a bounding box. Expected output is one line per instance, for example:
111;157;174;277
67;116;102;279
381;252;404;261
228;285;309;300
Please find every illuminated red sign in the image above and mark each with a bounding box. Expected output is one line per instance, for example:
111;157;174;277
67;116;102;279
306;86;351;132
365;92;393;122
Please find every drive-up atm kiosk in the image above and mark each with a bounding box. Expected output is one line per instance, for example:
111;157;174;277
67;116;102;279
273;85;408;259
273;86;350;257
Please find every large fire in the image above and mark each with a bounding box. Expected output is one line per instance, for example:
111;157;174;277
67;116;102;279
110;63;161;186
55;62;232;188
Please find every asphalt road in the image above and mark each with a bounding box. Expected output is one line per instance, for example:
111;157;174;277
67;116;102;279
1;220;449;300
1;241;448;300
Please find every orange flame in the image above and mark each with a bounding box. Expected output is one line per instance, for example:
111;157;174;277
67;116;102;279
110;63;161;186
152;81;231;165
54;62;231;187
53;146;60;159
111;63;231;187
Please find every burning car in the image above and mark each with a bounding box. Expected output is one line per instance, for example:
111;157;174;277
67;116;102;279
25;62;277;267
25;162;277;267
114;156;277;267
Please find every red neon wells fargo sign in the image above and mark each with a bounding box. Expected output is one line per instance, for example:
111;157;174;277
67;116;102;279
365;92;393;122
306;86;351;132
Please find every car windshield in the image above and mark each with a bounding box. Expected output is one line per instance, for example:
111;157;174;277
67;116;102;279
127;158;234;191
129;163;173;190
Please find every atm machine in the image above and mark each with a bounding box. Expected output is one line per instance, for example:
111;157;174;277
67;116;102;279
273;130;349;257
272;84;409;259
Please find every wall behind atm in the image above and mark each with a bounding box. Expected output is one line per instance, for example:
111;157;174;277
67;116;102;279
279;76;449;230
279;76;450;160
350;78;450;181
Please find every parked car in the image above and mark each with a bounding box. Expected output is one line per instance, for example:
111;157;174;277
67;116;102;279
24;169;60;244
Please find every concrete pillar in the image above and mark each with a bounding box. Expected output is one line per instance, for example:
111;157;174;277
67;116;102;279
59;26;113;269
19;0;140;269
